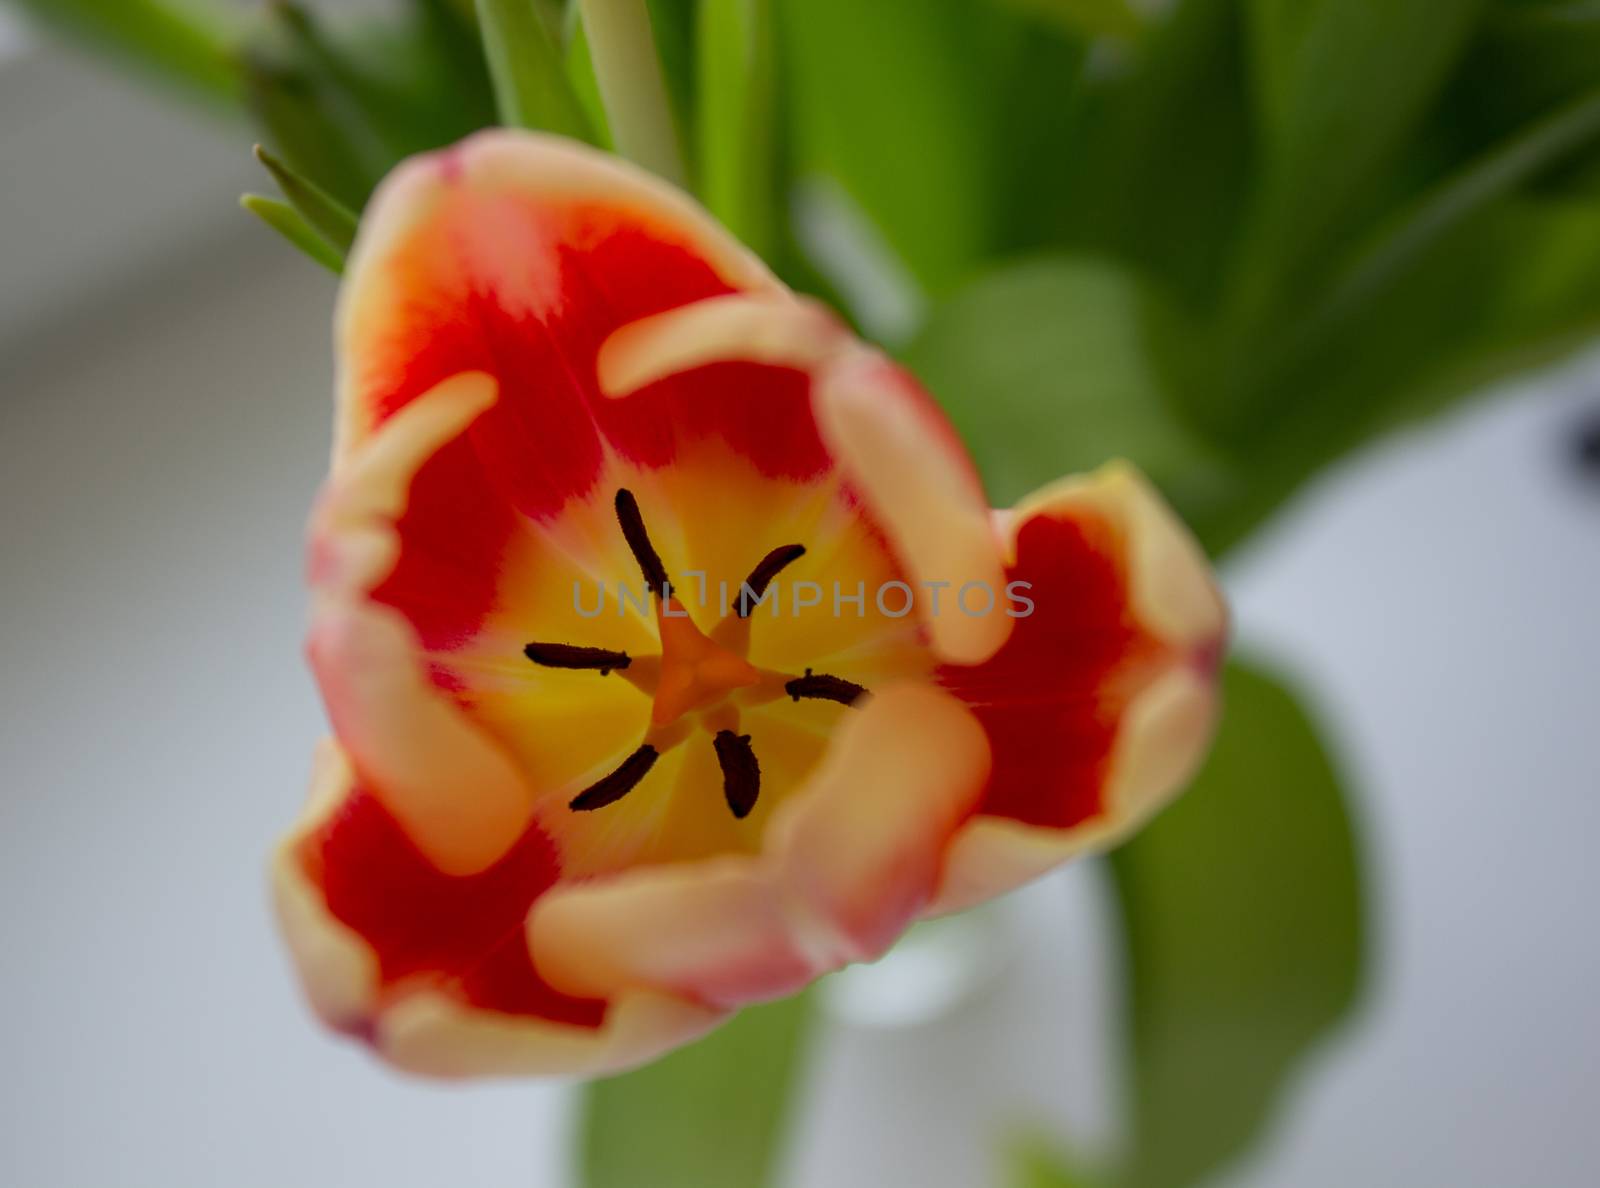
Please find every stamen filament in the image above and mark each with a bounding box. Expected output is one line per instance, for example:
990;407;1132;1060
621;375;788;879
712;730;761;819
569;744;659;811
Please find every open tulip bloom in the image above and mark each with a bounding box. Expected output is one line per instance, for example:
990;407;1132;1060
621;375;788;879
271;130;1228;1077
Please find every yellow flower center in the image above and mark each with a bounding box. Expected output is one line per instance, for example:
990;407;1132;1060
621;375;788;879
523;488;868;822
440;446;931;877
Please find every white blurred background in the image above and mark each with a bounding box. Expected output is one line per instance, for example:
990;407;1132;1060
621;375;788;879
2;36;1598;1188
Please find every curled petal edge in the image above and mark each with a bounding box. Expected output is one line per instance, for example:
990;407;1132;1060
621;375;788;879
1005;461;1226;650
270;740;726;1078
528;684;991;1008
926;463;1227;915
596;292;1012;666
335;129;781;459
308;371;537;877
925;665;1219;916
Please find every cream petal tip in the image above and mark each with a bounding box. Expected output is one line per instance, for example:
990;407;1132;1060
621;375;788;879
269;742;380;1028
772;684;991;963
815;353;1011;665
596;293;849;397
375;988;724;1079
527;858;815;1007
1009;461;1225;652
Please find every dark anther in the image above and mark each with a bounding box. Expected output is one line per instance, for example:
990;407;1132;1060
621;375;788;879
713;730;761;819
785;668;868;707
569;745;659;811
614;488;670;597
523;641;632;674
738;543;806;617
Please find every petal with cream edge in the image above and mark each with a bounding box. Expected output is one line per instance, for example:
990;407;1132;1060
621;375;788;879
929;464;1228;916
273;129;1226;1078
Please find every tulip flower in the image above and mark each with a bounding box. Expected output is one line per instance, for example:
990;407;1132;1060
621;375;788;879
271;130;1227;1077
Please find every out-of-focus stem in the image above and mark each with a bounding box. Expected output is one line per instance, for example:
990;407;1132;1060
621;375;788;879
474;0;594;138
578;0;687;186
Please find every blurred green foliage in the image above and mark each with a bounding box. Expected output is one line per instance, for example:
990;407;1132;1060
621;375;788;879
578;990;815;1188
1009;1137;1103;1188
17;1;1598;1184
9;0;243;102
1108;660;1364;1188
1012;660;1363;1188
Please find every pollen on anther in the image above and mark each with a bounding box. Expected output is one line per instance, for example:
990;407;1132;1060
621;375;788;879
570;745;659;811
712;730;761;819
614;488;670;596
785;668;868;707
524;641;632;675
738;543;806;618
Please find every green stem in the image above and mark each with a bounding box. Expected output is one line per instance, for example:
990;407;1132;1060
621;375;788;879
475;0;594;138
579;0;687;186
697;0;779;257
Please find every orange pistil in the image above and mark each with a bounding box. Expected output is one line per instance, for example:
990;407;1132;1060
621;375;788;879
650;598;761;726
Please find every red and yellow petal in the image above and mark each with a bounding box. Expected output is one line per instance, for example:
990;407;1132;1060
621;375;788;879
335;128;830;510
595;291;1011;666
326;128;987;713
282;129;1222;1079
527;686;990;1009
527;857;817;1007
928;463;1226;914
766;684;991;961
309;373;536;875
271;741;723;1077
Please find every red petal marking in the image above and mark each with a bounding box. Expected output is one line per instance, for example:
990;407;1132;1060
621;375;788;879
357;192;831;525
367;431;518;651
594;361;828;481
297;784;606;1028
938;510;1160;830
352;189;833;650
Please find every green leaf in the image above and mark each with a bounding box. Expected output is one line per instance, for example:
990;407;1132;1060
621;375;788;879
1190;90;1600;552
578;992;815;1188
239;193;344;274
1191;189;1600;555
1464;2;1600;141
475;0;595;137
265;1;497;164
992;0;1141;40
1305;86;1600;350
1235;0;1485;305
1050;0;1254;310
9;0;243;106
241;40;388;209
775;0;1027;296
1108;659;1366;1188
902;256;1225;511
696;0;779;257
404;0;503;143
253;143;359;253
